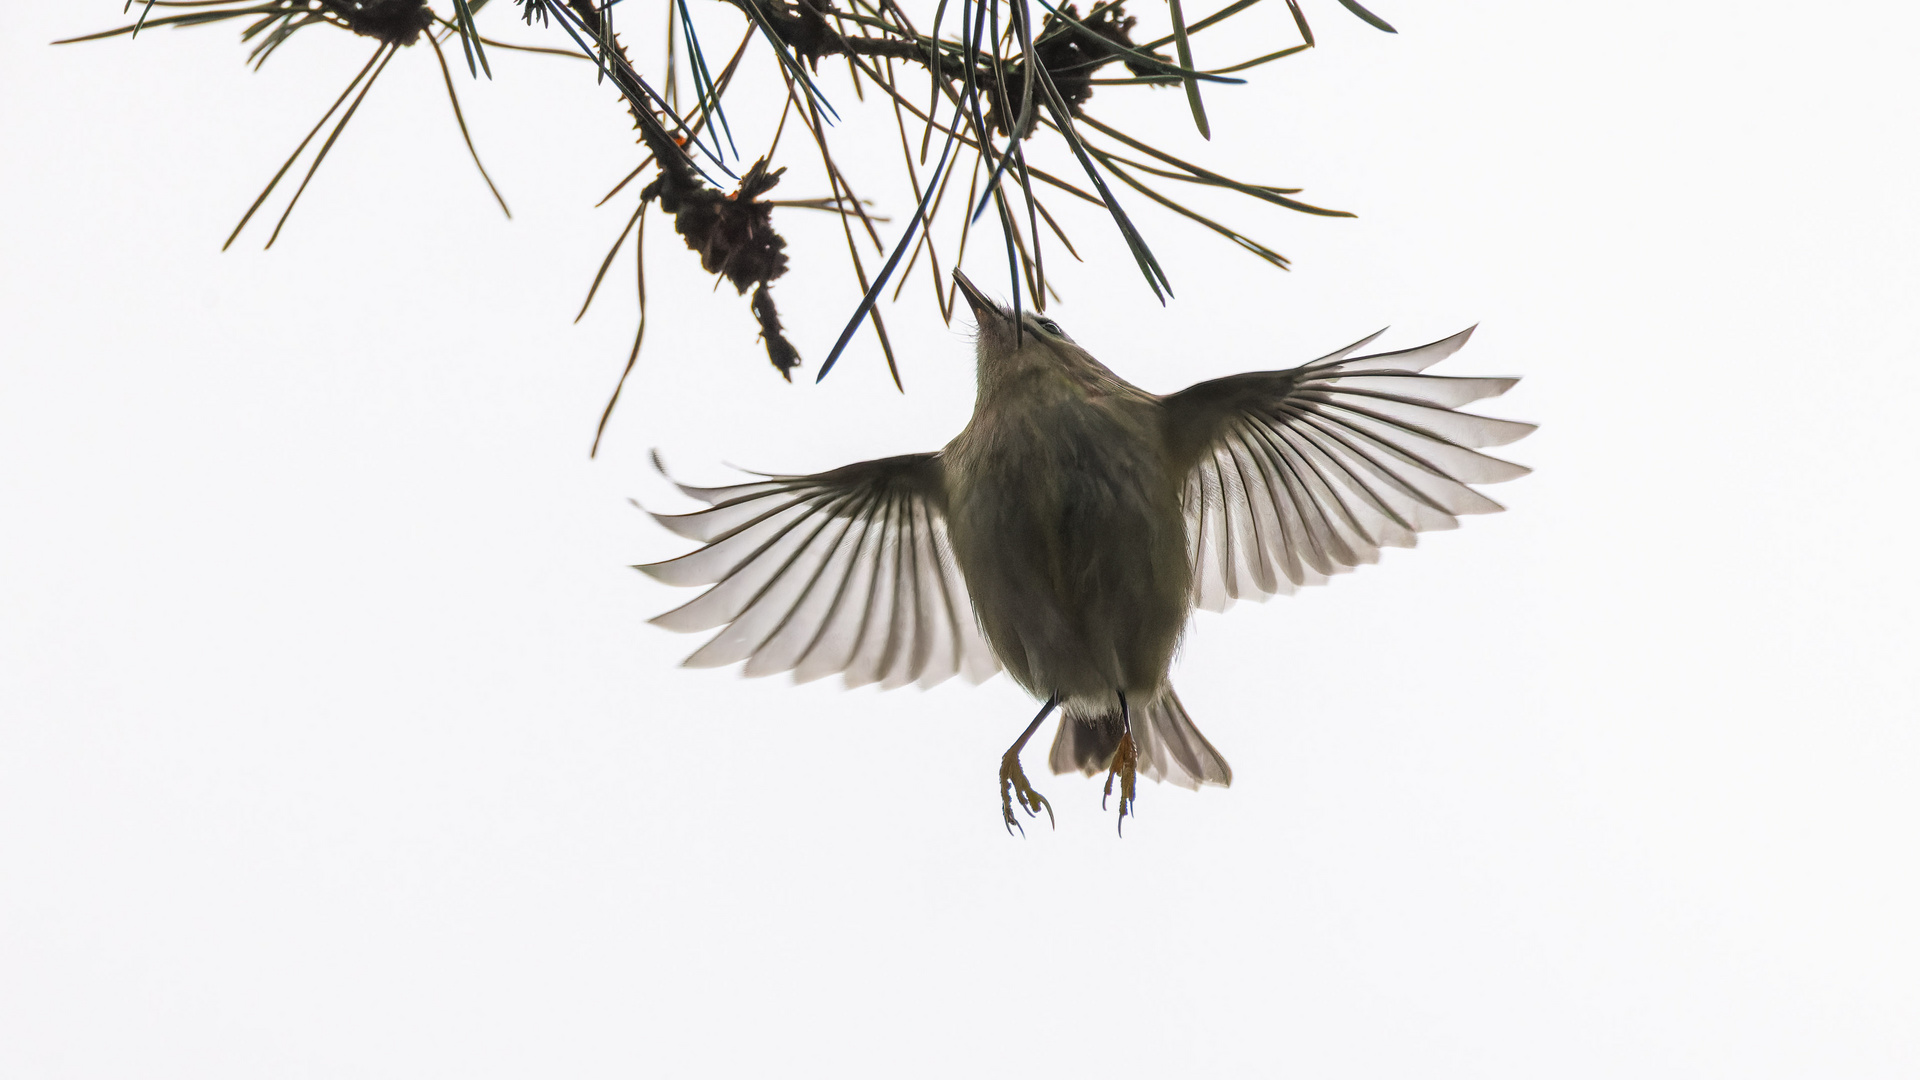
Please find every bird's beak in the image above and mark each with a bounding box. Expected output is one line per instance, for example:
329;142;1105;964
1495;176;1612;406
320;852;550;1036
952;270;998;324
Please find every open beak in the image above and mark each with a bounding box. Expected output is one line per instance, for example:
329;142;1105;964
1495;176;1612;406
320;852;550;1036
952;270;1000;324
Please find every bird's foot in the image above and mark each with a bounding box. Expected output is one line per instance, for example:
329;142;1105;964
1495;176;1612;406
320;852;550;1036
1101;732;1139;835
1000;748;1055;836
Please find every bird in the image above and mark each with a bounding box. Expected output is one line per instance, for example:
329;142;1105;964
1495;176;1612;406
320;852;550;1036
637;269;1535;833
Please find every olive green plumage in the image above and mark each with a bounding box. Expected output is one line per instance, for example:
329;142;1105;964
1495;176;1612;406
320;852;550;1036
640;270;1534;826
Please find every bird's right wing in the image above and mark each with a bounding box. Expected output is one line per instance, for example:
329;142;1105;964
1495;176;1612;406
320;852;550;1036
1160;328;1536;612
637;452;999;690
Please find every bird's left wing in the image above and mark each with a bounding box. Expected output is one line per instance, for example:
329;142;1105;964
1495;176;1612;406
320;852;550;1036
1161;327;1536;612
637;452;999;690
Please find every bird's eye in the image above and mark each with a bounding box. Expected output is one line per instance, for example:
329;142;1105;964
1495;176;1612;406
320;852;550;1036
1033;318;1062;335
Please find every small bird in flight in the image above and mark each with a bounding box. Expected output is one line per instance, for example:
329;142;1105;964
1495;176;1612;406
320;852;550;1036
639;270;1535;833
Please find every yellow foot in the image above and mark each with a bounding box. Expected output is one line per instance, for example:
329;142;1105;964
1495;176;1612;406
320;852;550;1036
1102;732;1139;835
1000;748;1055;836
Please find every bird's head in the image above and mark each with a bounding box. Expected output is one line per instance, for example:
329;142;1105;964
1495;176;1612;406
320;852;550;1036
953;269;1106;393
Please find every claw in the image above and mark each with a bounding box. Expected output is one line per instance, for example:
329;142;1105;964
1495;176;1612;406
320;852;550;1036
998;694;1061;835
1000;748;1055;836
1101;732;1138;836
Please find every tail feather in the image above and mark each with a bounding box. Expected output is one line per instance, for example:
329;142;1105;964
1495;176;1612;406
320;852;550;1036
1047;689;1231;790
1048;710;1125;780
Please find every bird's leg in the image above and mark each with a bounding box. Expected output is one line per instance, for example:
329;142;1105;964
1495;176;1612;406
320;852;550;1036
1102;689;1138;834
1000;694;1060;836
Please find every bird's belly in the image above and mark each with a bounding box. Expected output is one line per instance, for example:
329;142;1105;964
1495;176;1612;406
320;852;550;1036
948;414;1189;699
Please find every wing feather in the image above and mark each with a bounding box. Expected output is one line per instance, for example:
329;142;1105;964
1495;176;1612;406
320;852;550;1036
1165;327;1535;611
637;454;999;689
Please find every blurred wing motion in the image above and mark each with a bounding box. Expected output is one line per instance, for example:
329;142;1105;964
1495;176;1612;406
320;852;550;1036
1161;328;1536;612
637;452;999;689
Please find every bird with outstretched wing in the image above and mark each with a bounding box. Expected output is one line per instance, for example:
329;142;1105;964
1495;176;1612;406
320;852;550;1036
639;271;1535;833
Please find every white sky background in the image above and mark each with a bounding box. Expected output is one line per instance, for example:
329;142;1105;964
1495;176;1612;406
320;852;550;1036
3;1;1916;1076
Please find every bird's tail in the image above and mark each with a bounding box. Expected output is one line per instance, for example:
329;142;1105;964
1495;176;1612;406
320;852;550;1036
1048;689;1232;790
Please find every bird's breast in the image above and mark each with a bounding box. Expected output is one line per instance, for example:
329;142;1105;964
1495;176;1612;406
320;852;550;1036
944;393;1190;696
